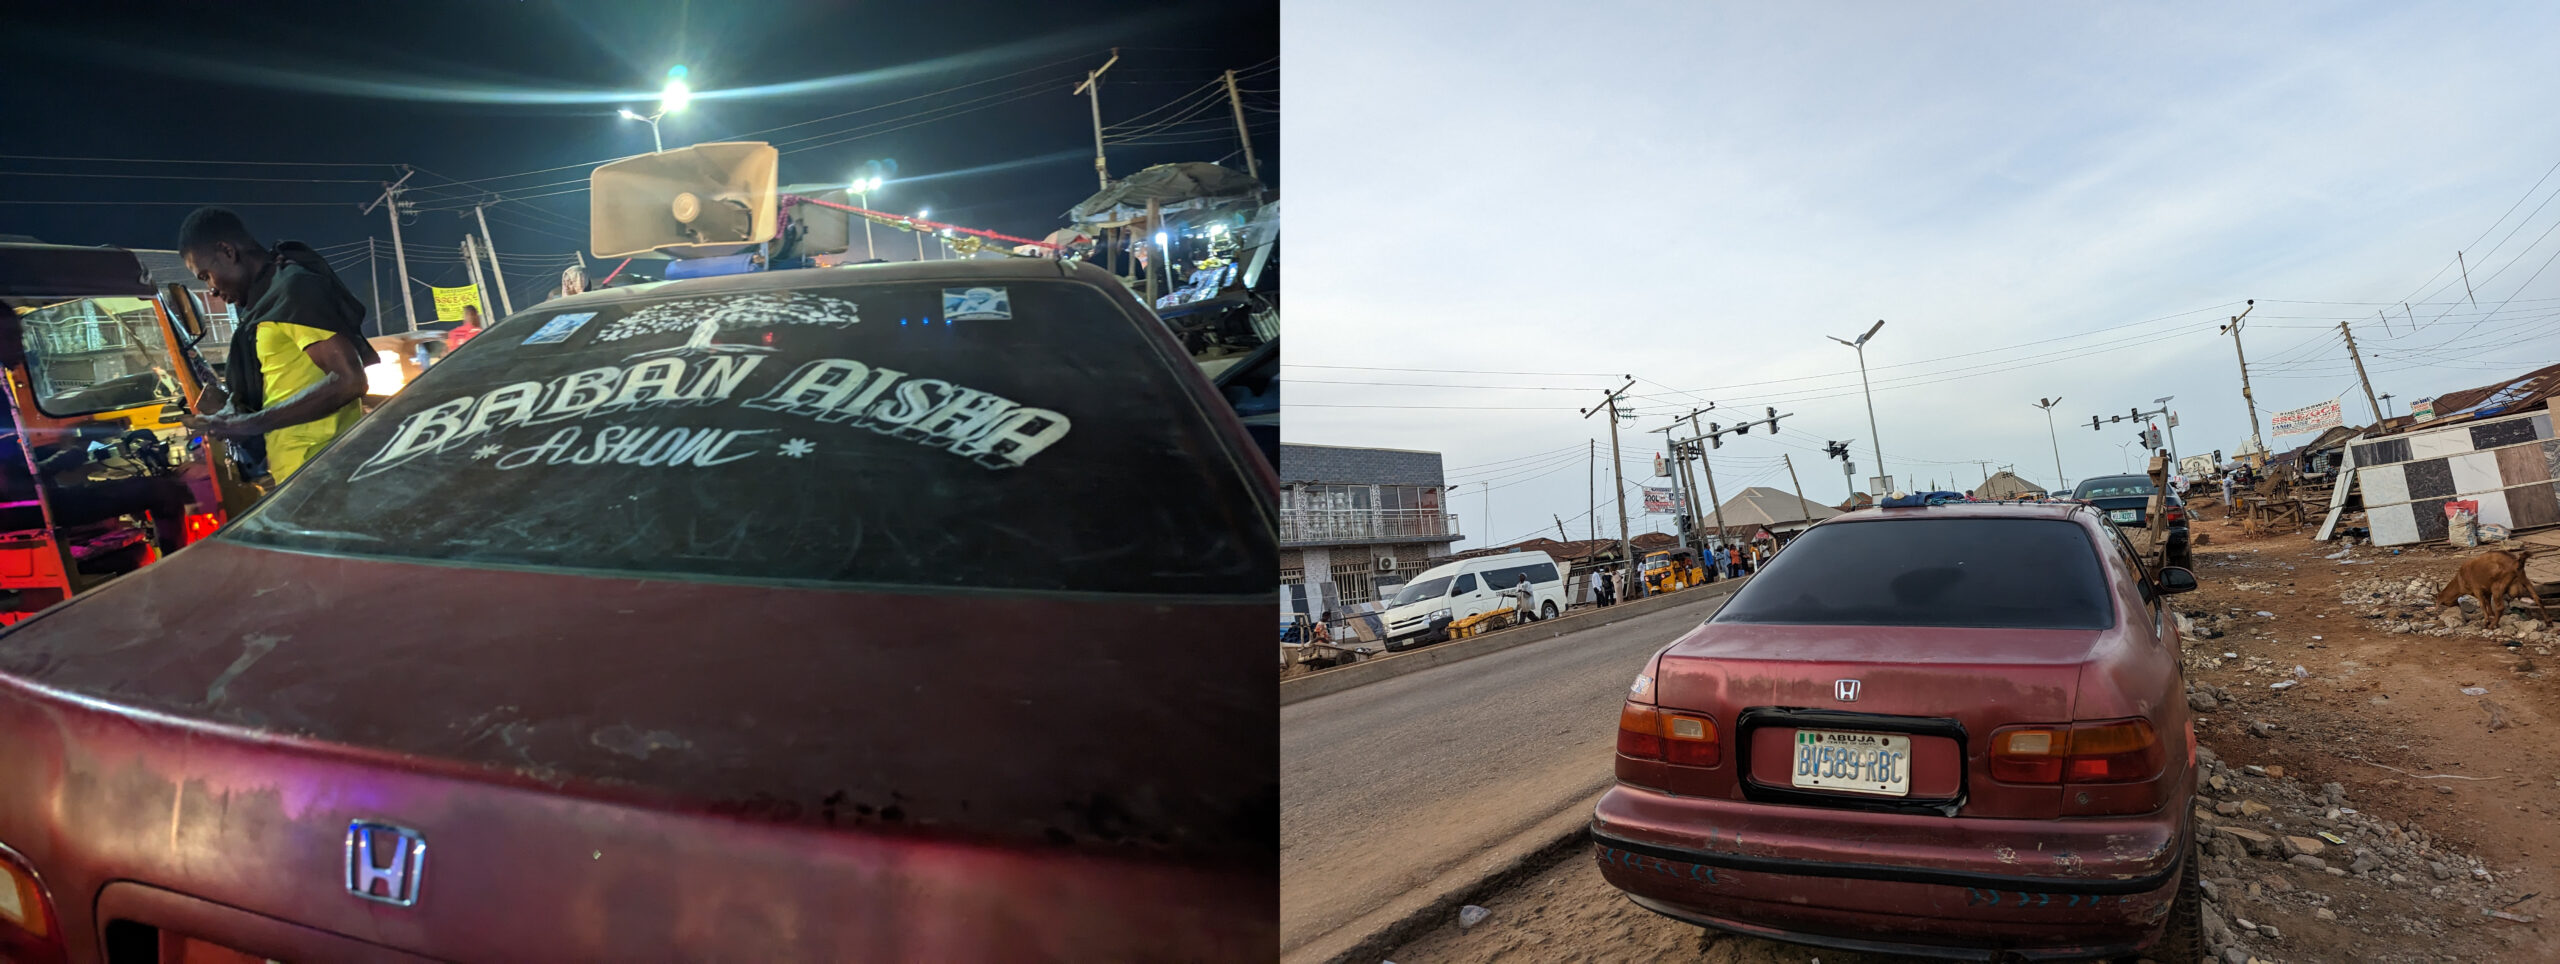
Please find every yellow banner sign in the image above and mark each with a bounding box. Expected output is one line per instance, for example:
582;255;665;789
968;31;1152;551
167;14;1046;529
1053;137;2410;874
430;284;483;322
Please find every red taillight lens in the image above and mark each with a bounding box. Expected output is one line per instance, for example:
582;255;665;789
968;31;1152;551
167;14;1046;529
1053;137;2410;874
1617;703;1720;766
2064;720;2163;783
2166;507;2186;524
182;512;222;546
1990;720;2162;784
1618;703;1664;759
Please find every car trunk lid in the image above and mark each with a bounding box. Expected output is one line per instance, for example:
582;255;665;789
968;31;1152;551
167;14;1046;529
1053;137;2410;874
0;539;1274;866
1653;622;2096;817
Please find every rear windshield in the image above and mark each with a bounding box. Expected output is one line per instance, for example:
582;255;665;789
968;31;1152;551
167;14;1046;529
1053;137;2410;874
1713;518;2113;630
2076;477;2157;498
222;277;1273;596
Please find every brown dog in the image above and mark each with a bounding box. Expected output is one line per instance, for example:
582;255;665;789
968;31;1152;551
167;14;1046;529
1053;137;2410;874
2438;546;2556;626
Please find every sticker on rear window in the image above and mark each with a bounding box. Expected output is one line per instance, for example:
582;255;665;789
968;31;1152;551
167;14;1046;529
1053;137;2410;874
521;312;597;345
944;287;1012;321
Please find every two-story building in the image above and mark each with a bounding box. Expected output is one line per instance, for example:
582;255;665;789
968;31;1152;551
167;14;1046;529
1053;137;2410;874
1279;443;1463;616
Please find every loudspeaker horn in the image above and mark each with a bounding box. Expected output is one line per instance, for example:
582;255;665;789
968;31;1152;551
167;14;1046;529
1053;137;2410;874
590;142;780;260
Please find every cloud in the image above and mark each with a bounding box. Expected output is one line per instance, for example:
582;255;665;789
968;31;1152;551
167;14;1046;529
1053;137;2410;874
1284;0;2560;548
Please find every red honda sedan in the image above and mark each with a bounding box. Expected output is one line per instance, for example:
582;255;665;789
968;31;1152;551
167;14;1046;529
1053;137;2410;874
1594;502;2201;962
0;259;1277;962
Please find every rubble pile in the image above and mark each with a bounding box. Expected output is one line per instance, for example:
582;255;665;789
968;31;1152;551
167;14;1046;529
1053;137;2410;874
2334;572;2558;655
2186;742;2523;964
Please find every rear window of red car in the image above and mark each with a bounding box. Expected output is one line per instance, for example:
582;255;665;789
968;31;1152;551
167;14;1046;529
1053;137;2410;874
1714;517;2114;630
222;276;1274;596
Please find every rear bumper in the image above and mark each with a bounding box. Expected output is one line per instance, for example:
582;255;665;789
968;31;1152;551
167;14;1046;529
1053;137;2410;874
1591;786;2187;960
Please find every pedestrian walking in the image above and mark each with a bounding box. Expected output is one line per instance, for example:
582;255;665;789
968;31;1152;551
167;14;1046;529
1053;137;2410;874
1594;569;1615;607
1512;575;1538;621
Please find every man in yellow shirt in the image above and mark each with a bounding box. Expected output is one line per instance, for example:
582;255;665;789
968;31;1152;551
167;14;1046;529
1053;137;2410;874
176;208;376;482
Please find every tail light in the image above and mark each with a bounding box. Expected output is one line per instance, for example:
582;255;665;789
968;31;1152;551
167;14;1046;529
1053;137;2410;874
2165;506;2186;524
1989;719;2163;784
1618;702;1722;767
0;842;65;964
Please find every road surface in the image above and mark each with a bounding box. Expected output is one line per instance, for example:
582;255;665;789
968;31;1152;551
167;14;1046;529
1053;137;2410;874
1278;588;1740;957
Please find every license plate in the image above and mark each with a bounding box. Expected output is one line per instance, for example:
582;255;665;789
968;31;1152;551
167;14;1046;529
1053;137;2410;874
2110;509;2141;523
1791;729;1911;796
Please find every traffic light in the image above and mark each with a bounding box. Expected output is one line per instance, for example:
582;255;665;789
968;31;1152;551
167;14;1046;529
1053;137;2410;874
2214;449;2224;463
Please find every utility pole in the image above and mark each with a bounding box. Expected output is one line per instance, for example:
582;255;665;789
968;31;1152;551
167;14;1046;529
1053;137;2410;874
461;236;494;320
1975;460;1992;485
1143;197;1163;306
1074;49;1120;192
1649;429;1684;551
367;237;381;337
2340;320;2385;426
1554;515;1569;542
2379;392;2396;420
2217;300;2262;467
1580;379;1639;599
363;170;419;333
1587;439;1596;542
1222;69;1262;188
1676;435;1708;548
2458;251;2476;307
1783;454;1809;532
473;204;515;316
1681;409;1737;554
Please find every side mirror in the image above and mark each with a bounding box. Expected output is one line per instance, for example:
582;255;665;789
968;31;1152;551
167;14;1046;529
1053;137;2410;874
160;284;207;344
2157;567;2199;595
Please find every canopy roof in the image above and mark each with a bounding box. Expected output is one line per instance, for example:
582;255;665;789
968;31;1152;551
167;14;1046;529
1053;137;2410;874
0;243;154;299
1707;486;1841;530
1069;162;1262;224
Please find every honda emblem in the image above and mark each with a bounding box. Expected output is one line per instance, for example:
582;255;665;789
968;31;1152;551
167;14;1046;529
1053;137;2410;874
1835;679;1861;702
345;821;426;906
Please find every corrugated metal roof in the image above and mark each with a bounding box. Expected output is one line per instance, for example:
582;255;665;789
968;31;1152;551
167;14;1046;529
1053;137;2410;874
2375;361;2560;435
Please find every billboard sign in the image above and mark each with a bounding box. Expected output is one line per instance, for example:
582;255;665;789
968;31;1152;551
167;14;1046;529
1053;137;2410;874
2272;399;2344;437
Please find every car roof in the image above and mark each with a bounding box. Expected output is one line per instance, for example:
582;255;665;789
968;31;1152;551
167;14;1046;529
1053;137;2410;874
1827;501;2094;523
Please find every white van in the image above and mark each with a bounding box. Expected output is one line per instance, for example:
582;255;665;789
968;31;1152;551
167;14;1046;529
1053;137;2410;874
1379;551;1569;650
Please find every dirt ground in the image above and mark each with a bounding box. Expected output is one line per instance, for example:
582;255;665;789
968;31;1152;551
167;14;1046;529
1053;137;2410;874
1384;518;2560;964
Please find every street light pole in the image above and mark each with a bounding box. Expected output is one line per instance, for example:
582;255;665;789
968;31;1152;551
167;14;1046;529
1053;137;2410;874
1828;320;1888;492
914;210;930;261
2034;397;2066;492
618;67;690;155
850;177;881;261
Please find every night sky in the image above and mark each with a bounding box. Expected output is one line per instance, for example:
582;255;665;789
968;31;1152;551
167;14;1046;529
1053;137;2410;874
3;0;1276;322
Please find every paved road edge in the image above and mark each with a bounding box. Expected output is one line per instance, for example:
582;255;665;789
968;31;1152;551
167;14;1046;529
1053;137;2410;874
1282;797;1599;964
1280;578;1748;707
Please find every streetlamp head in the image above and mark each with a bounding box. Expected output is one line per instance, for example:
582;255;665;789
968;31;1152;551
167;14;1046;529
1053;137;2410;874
660;78;692;114
618;108;643;121
868;176;884;192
